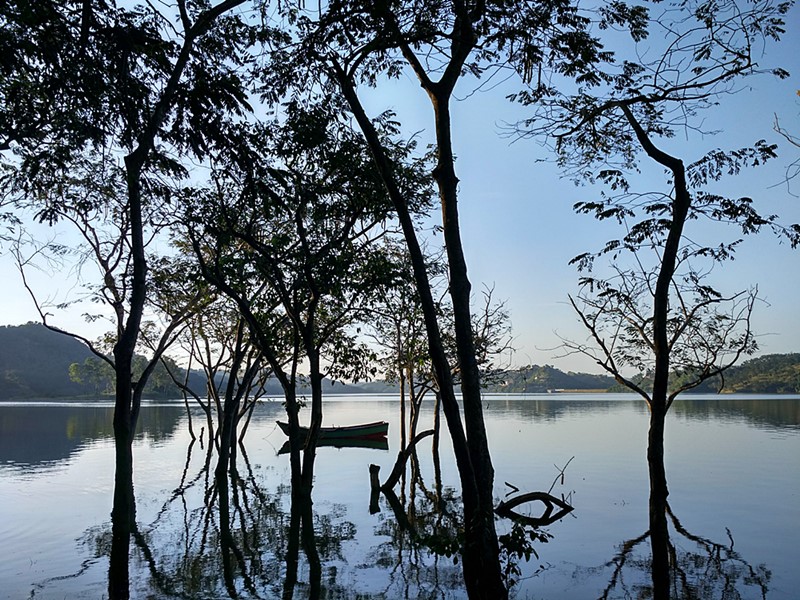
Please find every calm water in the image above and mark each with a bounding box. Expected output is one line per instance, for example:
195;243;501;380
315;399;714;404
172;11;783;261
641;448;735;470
0;395;798;599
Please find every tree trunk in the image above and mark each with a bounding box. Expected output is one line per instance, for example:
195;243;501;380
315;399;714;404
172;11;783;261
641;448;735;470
334;68;505;599
108;420;134;600
399;356;407;451
623;104;690;600
648;407;671;600
302;347;324;493
216;467;238;598
107;152;149;599
429;92;505;600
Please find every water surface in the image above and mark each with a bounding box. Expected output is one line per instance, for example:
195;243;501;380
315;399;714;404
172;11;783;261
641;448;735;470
1;394;797;599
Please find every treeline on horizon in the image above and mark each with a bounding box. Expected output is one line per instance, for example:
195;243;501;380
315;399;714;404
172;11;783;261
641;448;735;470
1;323;798;399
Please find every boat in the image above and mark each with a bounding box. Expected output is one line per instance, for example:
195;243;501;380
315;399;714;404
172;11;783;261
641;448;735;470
276;420;388;440
277;436;389;455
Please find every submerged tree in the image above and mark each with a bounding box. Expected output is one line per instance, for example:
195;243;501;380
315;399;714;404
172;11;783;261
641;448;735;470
367;240;443;452
147;254;273;447
182;100;429;548
1;1;256;596
515;0;797;596
259;3;649;594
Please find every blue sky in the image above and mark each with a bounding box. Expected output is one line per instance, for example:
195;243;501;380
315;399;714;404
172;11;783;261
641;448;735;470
357;10;800;373
1;4;798;374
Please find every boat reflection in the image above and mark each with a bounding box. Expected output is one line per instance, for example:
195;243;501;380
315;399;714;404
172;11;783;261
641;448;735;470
277;436;389;455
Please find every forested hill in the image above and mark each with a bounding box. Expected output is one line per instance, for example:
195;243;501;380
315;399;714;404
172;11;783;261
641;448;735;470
2;323;799;398
0;322;361;399
488;355;800;394
0;323;96;399
669;353;800;394
481;364;616;393
0;323;205;399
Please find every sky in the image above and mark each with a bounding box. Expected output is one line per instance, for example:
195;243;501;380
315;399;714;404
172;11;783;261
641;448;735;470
1;3;798;375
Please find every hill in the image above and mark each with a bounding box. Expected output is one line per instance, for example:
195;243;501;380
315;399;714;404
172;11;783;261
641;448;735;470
480;364;616;393
670;353;800;394
0;323;363;399
2;323;798;398
357;355;800;395
0;323;97;399
606;353;800;394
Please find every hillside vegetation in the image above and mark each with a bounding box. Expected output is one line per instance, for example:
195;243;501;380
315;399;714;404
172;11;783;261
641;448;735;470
473;356;800;395
0;323;96;399
2;323;798;398
481;364;615;393
674;354;800;394
0;323;201;399
0;323;361;399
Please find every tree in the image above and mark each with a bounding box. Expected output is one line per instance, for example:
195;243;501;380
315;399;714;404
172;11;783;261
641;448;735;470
1;2;254;597
366;240;444;451
182;100;422;523
158;292;271;444
257;2;647;594
69;353;186;398
514;1;797;596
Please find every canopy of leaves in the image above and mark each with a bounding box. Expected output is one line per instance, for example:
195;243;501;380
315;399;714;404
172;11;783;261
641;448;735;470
515;0;792;181
183;99;433;381
1;0;258;207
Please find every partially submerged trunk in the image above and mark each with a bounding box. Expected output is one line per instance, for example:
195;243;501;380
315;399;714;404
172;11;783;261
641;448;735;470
429;92;503;598
108;152;149;600
623;105;688;600
334;67;505;600
648;408;671;600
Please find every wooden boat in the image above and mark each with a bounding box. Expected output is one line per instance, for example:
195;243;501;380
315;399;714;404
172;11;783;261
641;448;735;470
277;436;389;455
276;420;388;440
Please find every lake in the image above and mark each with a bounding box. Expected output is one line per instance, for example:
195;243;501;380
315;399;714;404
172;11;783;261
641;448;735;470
1;394;798;599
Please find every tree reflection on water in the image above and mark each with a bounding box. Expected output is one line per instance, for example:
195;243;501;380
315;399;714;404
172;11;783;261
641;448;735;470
596;490;771;600
74;427;570;599
130;441;362;599
367;435;570;597
44;409;776;599
70;437;358;598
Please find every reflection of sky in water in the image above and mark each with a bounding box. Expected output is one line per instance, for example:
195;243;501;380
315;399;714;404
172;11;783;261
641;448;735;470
0;396;798;599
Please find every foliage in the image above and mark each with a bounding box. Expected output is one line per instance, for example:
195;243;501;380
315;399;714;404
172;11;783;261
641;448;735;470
511;0;797;411
612;353;800;394
498;521;553;590
720;353;800;392
365;239;442;389
483;364;615;393
0;322;206;399
569;140;798;274
566;261;759;403
68;357;115;395
184;99;430;385
4;322;798;399
0;0;255;172
515;0;793;182
69;354;186;398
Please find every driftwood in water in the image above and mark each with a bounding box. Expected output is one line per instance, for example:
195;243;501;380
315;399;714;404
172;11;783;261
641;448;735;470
495;491;574;527
368;464;381;514
379;429;434;491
